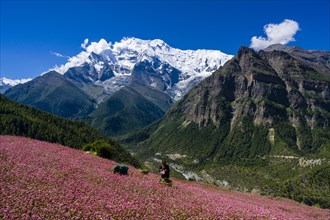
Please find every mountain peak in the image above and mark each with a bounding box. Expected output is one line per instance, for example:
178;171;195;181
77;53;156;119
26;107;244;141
52;37;232;74
237;46;256;55
48;37;233;100
0;77;32;87
237;46;259;62
0;77;32;94
119;37;167;48
113;37;169;55
262;44;330;73
263;44;302;53
86;38;112;54
149;39;167;48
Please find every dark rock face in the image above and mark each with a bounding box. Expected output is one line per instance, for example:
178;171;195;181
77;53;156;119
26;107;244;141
264;44;330;74
181;46;330;130
64;62;115;84
130;59;181;92
64;64;97;84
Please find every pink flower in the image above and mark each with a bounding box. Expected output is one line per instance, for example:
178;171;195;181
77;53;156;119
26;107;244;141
1;135;329;219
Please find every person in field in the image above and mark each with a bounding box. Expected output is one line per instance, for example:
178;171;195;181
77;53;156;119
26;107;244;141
113;165;128;175
159;160;170;178
159;160;172;186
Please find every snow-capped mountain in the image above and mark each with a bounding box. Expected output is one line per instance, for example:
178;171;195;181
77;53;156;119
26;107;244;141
51;37;233;101
1;77;32;86
4;37;233;136
0;77;32;94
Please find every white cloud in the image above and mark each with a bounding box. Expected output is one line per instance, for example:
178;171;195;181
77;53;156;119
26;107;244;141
81;38;89;49
50;51;70;59
51;39;112;74
85;39;111;54
250;19;300;51
80;38;111;53
52;52;89;74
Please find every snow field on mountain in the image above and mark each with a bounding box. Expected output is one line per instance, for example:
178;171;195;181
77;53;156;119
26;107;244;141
50;38;233;100
0;78;32;87
53;38;232;76
1;135;329;219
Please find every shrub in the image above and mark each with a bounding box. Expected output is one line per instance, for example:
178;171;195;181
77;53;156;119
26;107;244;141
82;140;115;159
139;168;149;174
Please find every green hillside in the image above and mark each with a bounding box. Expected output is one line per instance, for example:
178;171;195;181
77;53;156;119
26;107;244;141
4;71;95;118
0;94;139;167
83;86;165;136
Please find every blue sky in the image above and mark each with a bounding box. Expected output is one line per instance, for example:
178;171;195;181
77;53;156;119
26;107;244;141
1;0;329;79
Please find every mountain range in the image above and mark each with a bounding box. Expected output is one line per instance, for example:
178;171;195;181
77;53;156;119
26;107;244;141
4;37;233;136
122;44;330;208
130;44;330;158
3;38;330;207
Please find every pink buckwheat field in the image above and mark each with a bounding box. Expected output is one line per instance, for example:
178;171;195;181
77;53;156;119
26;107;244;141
0;135;329;219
